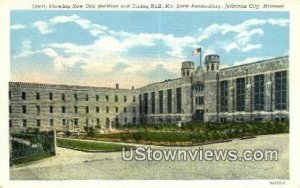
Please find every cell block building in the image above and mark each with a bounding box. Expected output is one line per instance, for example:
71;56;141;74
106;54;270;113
9;54;289;132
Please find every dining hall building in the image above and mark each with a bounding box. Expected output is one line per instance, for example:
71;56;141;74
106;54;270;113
9;54;289;132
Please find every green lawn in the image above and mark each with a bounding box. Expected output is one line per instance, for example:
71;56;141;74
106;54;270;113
57;138;133;152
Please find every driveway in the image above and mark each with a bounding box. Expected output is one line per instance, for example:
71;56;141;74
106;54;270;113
10;134;289;180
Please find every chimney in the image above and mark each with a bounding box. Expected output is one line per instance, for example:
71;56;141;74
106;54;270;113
132;86;135;90
116;83;119;89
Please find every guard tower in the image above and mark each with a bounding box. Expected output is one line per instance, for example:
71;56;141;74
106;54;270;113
205;55;220;72
181;61;195;77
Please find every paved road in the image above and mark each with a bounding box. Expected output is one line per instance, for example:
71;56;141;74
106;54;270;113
10;134;289;180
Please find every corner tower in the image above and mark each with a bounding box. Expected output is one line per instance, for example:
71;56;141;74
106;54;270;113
181;61;195;77
205;55;220;72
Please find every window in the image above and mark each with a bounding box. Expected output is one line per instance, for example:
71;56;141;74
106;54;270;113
133;96;136;102
50;106;53;113
9;90;11;100
9;105;12;113
133;107;136;113
151;92;155;114
9;120;12;127
236;78;246;111
220;81;228;112
61;93;65;101
115;95;118;102
96;118;100;126
62;106;66;113
275;71;287;110
96;94;99;101
74;119;78;127
37;119;41;127
36;92;40;100
115;107;118;113
159;90;164;113
85;118;89;126
144;93;148;114
74;94;78;101
74;106;78;113
85;106;89;114
96;106;100;113
176;88;182;113
21;91;26;100
106;107;109;113
22;105;26;113
124;117;128;124
50;119;54;126
106;95;109;102
124;107;127;113
36;106;40;115
167;89;172;113
254;74;265;111
133;117;137;124
62;119;66;126
49;93;53;100
124;96;127;102
220;117;227;123
85;94;89;101
22;119;27;127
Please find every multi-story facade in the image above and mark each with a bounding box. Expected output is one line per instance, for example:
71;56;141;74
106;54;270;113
9;54;289;132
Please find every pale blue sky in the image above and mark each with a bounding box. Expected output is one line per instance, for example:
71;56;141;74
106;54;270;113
10;11;289;88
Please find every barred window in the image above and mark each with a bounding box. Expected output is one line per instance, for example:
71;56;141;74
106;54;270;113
159;91;163;114
37;119;41;127
254;74;265;111
275;71;287;110
167;89;172;113
144;93;148;114
21;91;26;100
23;119;27;127
151;92;155;114
61;93;65;101
36;92;40;100
176;88;182;113
220;81;228;112
236;77;245;111
50;119;54;126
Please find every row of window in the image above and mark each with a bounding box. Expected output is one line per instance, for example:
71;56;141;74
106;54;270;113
9;117;138;127
220;117;287;123
11;105;137;114
10;91;136;103
219;71;287;112
142;88;182;115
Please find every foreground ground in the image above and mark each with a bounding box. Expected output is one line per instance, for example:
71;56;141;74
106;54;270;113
10;134;289;180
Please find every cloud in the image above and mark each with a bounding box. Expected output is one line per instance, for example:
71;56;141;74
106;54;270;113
11;24;26;30
14;39;34;58
33;21;53;34
233;56;272;66
241;44;262;52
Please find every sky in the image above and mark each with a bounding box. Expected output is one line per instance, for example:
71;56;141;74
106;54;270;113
10;11;289;88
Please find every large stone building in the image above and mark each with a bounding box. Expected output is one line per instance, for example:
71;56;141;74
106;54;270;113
9;54;289;132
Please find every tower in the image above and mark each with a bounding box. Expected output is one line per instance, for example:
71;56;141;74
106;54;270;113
181;61;195;77
205;54;220;72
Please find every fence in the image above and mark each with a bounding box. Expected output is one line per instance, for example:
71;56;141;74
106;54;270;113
10;130;56;165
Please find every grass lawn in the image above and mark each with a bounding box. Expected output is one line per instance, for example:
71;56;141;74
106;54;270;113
57;138;133;152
